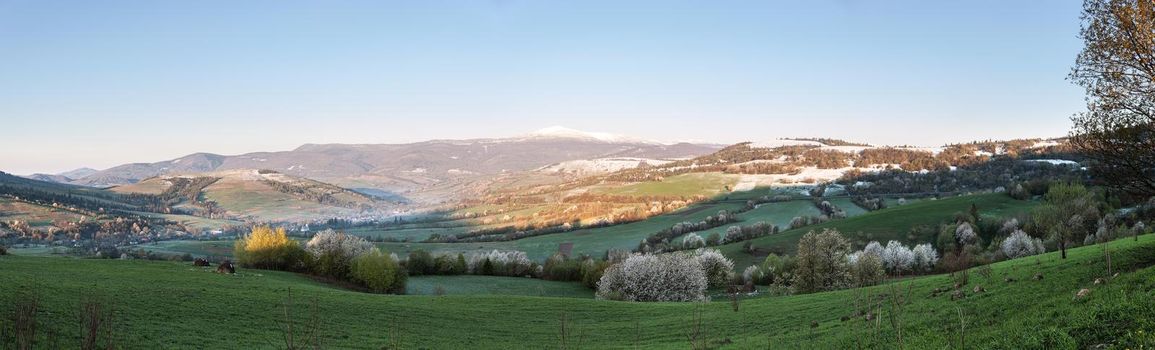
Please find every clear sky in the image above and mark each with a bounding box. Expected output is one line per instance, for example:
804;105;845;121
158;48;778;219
1;0;1086;175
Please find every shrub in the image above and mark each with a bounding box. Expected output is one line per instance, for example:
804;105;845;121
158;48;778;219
0;244;7;255
234;226;309;271
849;251;885;287
742;265;762;285
759;253;795;285
350;250;407;294
595;252;708;302
1001;229;1046;259
580;259;612;289
682;233;706;249
305;229;376;278
695;248;735;288
542;253;582;281
705;232;722;246
723;226;743;244
793;229;852;293
433;253;467;275
407;250;435;276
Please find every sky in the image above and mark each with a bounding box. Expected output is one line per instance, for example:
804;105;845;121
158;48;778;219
0;0;1088;175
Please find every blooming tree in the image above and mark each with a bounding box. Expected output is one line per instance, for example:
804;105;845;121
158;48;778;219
955;222;977;245
883;240;915;274
1001;230;1045;259
911;243;939;272
695;248;735;288
595;252;708;302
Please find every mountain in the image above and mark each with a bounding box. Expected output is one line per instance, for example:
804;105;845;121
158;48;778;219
68;128;722;196
58;167;99;179
21;167;102;184
23;173;73;183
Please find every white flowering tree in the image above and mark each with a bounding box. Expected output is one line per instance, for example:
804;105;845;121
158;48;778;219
305;229;378;277
682;232;706;249
1001;230;1046;259
305;229;377;258
467;250;535;276
882;240;915;274
695;248;735;288
911;243;938;272
955;222;978;245
595;252;708;302
863;241;884;258
723;226;743;244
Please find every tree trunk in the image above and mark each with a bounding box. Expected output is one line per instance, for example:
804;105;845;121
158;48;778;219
1060;240;1067;259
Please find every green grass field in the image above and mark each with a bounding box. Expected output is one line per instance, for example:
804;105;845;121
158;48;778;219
718;193;1039;269
2;233;1152;348
406;275;593;298
677;200;825;246
144;240;238;258
594;173;738;196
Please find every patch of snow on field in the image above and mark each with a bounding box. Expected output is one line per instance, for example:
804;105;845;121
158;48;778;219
895;146;943;155
733;176;760;191
751;140;824;148
1024;159;1079;166
819;146;872;153
538;158;672;175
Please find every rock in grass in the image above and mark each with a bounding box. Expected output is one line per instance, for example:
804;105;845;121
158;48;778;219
1074;288;1092;300
951;290;966;301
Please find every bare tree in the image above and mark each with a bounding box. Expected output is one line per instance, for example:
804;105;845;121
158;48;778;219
1069;0;1155;198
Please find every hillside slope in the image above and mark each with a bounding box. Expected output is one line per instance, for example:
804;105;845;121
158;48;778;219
1;235;1151;348
112;169;383;222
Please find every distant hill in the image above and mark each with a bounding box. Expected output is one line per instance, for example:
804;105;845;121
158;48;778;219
111;169;387;222
64;128;722;199
58;167;99;179
21;167;102;184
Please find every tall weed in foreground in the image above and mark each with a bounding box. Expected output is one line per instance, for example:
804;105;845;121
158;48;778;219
79;294;119;350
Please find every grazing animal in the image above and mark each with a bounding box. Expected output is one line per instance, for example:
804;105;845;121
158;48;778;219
972;285;986;293
217;260;236;274
193;258;211;267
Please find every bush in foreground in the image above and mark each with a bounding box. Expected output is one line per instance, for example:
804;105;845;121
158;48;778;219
794;229;852;294
350;250;407;294
596;252;708;302
305;229;376;279
234;226;309;271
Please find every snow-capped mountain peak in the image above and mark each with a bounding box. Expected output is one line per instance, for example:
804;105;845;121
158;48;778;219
524;126;661;144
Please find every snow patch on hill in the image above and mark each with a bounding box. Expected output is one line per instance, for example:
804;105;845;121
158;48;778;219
520;126;663;145
538;158;673;175
751;140;825;148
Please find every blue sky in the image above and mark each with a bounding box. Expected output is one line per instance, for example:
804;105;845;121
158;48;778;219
1;0;1086;174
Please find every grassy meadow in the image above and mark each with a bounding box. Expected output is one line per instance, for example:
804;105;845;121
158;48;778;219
2;234;1152;348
